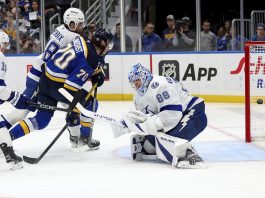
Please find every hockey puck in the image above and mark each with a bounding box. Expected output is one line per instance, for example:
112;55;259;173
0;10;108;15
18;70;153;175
257;99;263;104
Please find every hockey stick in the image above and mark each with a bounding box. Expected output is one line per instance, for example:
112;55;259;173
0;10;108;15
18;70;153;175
88;87;97;147
59;88;124;128
22;84;98;164
26;101;68;112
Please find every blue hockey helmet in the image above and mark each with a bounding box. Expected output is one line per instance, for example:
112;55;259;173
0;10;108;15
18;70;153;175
128;63;153;95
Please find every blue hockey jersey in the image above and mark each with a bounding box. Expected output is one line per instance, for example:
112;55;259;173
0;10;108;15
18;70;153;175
38;36;100;104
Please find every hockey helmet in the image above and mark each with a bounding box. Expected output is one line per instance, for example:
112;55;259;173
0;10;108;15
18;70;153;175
128;63;153;95
0;30;9;51
63;8;85;31
92;28;114;55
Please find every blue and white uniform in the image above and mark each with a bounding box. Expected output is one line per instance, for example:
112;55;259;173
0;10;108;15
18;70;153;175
9;36;100;140
133;75;207;141
24;25;80;98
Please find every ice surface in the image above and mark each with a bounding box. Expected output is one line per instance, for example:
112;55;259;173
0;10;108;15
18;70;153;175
1;102;265;198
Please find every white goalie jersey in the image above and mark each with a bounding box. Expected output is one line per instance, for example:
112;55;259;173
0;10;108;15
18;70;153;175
28;25;80;82
133;75;203;132
0;51;12;100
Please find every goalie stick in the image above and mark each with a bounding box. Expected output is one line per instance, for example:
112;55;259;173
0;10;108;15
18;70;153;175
22;84;98;164
59;88;125;128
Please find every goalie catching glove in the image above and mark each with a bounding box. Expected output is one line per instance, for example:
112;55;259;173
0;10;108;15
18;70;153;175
123;110;164;136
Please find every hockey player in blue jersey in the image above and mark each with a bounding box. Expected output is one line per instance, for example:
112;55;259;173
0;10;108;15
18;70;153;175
118;63;207;168
0;8;86;152
0;28;113;169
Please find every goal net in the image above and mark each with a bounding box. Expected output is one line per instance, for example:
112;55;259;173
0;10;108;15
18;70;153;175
245;42;265;142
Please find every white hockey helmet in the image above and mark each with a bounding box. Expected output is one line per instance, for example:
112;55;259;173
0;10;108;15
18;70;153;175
0;30;9;51
63;7;85;31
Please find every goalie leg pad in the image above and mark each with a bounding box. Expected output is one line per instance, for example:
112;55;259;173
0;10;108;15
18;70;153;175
130;134;157;161
155;132;189;166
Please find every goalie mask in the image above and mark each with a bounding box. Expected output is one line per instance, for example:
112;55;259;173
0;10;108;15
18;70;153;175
128;63;153;96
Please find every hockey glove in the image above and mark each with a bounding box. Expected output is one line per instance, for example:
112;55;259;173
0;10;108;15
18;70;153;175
66;111;80;126
91;68;105;87
7;91;34;111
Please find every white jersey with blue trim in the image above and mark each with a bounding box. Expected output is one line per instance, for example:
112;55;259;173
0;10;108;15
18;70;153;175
28;25;80;82
134;75;203;132
0;51;12;100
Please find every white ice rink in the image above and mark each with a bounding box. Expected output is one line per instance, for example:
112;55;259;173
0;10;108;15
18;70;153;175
1;102;265;198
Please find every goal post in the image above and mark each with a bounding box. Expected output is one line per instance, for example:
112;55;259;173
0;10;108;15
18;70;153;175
245;41;265;142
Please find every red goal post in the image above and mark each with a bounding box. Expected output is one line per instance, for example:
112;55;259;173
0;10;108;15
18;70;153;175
245;41;265;142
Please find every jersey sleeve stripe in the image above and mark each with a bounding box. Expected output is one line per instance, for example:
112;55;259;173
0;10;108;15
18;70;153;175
160;105;182;112
46;66;68;78
63;84;78;92
27;73;40;82
80;37;88;58
64;79;81;89
29;67;42;77
45;71;65;83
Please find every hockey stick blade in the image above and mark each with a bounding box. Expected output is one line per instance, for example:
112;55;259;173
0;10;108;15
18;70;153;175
23;156;40;164
59;88;123;127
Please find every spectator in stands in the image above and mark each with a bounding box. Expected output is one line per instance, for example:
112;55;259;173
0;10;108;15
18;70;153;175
142;22;161;52
25;0;41;29
224;20;232;35
200;19;217;51
217;26;231;51
252;23;265;41
229;28;248;50
19;0;31;19
173;16;196;51
0;10;7;28
112;22;132;52
6;0;16;15
2;12;16;52
217;20;232;50
21;33;40;53
161;14;176;51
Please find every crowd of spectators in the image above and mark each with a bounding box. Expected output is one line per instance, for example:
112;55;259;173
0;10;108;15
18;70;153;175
114;14;265;52
0;1;264;54
0;0;71;54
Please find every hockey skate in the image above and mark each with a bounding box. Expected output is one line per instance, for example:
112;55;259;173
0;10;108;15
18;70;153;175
176;146;206;169
70;134;100;152
0;143;23;170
